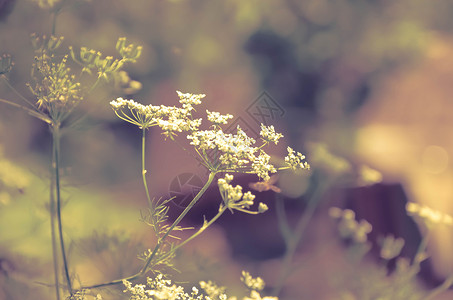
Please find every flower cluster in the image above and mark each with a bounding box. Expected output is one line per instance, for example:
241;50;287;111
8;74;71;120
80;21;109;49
252;151;276;181
284;147;310;171
188;126;256;168
187;123;291;180
111;91;309;181
218;174;268;214
67;290;102;300
123;275;190;300
70;37;142;82
188;125;279;179
123;273;278;300
259;124;283;144
241;271;265;291
26;35;142;123
406;202;453;227
28;52;83;119
199;281;228;300
110;91;204;135
329;207;372;244
206;110;233;125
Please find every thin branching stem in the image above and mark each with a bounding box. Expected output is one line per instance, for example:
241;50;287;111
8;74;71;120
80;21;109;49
164;205;228;257
49;151;61;300
141;129;152;210
51;123;73;294
51;10;58;36
0;75;37;108
0;98;52;124
88;76;103;93
413;229;430;267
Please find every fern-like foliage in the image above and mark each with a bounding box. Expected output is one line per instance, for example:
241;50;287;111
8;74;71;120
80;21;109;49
139;197;191;274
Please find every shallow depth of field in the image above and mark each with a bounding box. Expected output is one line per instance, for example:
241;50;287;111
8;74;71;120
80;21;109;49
2;1;453;299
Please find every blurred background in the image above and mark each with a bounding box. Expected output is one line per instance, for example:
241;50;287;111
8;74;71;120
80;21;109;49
2;0;453;299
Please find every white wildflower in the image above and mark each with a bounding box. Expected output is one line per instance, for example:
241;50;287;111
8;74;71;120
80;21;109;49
123;273;277;300
284;147;310;170
218;175;262;214
176;90;205;106
259;124;283;144
252;151;277;181
258;203;268;213
207;110;233;125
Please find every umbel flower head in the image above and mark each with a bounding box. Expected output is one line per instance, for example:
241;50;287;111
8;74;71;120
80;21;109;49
110;91;204;134
111;91;310;181
25;35;142;123
284;147;310;171
218;174;267;214
123;272;278;300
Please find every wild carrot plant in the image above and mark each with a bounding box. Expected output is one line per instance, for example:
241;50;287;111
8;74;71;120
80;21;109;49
3;1;453;300
0;1;310;296
74;91;309;298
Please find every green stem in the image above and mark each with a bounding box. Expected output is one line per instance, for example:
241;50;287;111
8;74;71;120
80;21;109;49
51;10;58;36
51;123;73;294
0;75;37;108
49;152;61;300
80;171;217;290
88;77;103;94
413;230;430;267
0;98;52;124
166;205;228;257
141;129;152;210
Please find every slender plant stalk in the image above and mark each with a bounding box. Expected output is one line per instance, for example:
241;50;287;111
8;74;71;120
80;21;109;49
88;77;103;94
0;76;37;108
51;123;73;294
141;129;152;210
51;10;58;36
0;98;52;124
167;205;228;256
413;230;430;266
49;155;61;300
